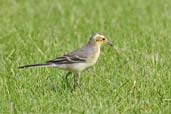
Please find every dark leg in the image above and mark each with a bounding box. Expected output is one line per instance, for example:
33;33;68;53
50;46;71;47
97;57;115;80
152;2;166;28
65;72;72;87
77;72;81;86
74;72;81;89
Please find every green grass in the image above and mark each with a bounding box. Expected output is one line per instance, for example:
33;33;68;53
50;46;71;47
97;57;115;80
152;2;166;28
0;0;171;113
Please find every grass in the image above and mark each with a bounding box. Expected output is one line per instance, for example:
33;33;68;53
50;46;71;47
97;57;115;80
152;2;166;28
0;0;171;113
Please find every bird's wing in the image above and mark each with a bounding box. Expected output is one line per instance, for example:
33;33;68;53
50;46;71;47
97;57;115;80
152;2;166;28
47;52;88;64
47;45;95;64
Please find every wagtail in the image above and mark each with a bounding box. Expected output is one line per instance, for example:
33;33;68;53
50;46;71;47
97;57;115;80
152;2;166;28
19;33;113;86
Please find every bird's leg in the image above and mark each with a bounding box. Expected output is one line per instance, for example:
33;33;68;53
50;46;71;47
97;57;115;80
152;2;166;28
74;72;81;89
65;72;72;87
77;72;81;86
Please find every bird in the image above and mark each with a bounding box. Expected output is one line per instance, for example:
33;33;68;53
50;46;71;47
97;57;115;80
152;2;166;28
18;33;113;87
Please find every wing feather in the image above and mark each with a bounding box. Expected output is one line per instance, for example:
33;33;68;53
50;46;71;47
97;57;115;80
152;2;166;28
47;45;96;64
47;54;87;64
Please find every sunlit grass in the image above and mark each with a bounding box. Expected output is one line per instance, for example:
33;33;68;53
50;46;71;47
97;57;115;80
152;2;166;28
0;0;171;113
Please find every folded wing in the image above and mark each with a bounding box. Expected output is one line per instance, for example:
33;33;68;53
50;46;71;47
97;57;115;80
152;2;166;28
47;54;87;64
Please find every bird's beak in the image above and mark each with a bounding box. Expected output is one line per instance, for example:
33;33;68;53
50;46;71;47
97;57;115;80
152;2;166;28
107;41;113;46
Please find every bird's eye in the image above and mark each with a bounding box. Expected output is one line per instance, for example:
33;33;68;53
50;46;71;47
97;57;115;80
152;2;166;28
102;38;105;40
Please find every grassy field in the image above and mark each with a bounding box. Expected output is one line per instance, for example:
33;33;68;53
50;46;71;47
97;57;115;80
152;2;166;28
0;0;171;113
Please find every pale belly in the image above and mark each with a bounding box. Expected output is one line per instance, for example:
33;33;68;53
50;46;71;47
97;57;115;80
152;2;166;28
70;63;95;72
54;62;94;72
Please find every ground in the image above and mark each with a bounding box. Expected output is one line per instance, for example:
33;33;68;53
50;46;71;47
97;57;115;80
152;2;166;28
0;0;171;113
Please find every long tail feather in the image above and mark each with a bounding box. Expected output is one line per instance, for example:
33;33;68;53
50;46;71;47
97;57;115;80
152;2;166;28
18;63;52;69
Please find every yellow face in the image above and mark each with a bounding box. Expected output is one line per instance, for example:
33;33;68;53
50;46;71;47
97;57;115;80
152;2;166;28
94;34;113;46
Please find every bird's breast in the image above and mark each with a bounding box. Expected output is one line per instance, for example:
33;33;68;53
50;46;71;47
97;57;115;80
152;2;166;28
89;46;100;64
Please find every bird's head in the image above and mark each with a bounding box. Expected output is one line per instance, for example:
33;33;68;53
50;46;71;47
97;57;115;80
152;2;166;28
88;33;113;46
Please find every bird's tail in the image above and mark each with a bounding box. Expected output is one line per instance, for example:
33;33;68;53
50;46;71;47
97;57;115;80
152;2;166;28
18;63;52;69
